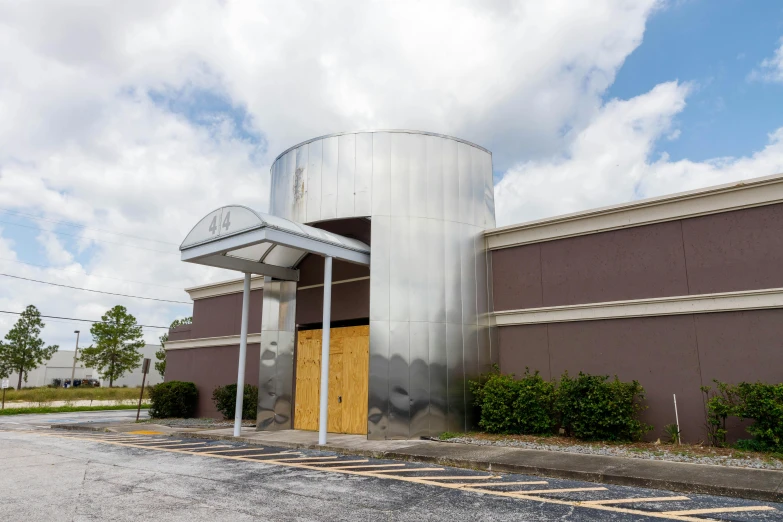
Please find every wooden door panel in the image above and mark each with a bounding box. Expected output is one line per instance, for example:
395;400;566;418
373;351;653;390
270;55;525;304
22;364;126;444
293;325;369;435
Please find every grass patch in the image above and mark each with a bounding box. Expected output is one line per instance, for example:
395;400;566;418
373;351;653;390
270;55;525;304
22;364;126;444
0;404;150;415
438;431;461;440
1;386;149;403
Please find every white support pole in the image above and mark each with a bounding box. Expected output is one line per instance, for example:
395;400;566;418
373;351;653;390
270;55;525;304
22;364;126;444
233;272;252;437
318;256;333;446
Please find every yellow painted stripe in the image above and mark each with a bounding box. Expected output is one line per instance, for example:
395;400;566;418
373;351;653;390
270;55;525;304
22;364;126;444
134;442;209;448
663;506;776;516
198;447;270;454
125;430;165;435
461;481;548;487
273;456;339;462
368;468;444;474
244;452;305;459
311;460;370;466
510;487;608;495
326;464;406;470
416;476;500;480
583;496;690;505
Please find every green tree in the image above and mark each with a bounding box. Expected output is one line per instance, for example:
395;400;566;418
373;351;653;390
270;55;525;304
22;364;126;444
155;317;192;378
79;305;145;387
0;305;58;389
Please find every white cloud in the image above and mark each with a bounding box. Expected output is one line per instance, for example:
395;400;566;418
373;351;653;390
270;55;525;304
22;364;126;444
495;80;783;226
748;37;783;83
0;0;665;348
5;1;783;350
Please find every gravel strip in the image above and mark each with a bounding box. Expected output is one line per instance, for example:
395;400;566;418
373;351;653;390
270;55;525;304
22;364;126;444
446;436;783;470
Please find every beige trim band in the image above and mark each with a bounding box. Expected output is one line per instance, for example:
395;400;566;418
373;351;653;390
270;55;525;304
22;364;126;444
185;275;370;300
485;172;783;250
165;334;261;351
492;287;783;326
185;276;265;300
297;276;370;290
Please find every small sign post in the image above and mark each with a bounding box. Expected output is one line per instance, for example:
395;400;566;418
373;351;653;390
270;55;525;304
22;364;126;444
136;358;151;422
1;378;9;410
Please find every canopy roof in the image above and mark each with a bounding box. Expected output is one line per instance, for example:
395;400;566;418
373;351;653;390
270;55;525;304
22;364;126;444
180;206;370;281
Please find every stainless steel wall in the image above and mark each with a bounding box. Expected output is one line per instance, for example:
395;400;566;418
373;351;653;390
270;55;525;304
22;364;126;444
261;130;496;439
257;278;297;430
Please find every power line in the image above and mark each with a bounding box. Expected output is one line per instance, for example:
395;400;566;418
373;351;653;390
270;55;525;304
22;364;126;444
0;257;185;290
0;219;180;255
0;310;169;329
0;273;191;304
0;207;179;246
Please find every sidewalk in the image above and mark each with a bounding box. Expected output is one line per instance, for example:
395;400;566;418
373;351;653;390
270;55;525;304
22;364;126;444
58;422;783;502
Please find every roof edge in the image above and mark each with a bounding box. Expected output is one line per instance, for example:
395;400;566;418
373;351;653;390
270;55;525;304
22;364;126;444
486;172;783;249
273;129;491;164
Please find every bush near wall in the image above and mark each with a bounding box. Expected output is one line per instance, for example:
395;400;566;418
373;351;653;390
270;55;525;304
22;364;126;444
149;381;198;418
470;369;556;435
557;372;650;442
212;384;258;421
703;380;783;451
470;368;650;442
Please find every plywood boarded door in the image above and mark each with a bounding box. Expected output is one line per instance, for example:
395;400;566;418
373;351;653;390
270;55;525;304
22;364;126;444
293;325;369;435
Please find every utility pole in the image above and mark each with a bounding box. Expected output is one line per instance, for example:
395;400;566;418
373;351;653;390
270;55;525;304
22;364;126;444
69;330;80;388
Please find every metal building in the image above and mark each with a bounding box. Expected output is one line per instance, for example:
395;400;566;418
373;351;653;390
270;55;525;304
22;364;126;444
180;130;497;440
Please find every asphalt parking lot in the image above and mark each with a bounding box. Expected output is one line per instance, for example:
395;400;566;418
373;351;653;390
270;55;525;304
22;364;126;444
2;419;783;521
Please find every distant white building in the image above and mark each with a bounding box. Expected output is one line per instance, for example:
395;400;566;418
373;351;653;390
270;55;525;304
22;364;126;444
100;344;163;388
6;344;162;388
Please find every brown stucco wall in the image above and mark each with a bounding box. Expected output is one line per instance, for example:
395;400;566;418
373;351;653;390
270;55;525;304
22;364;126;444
190;289;264;338
168;324;192;341
492;203;783;443
165;343;260;418
492;203;783;310
496;309;783;443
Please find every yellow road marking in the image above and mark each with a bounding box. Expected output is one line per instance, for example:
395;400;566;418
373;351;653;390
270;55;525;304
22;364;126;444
34;433;752;522
186;445;232;451
197;447;271;454
583;496;690;505
368;468;444;474
243;452;305;459
326;464;406;470
509;487;608;496
312;459;370;466
663;506;776;516
460;481;548;488
415;476;500;480
125;430;165;435
273;456;339;462
136;442;206;448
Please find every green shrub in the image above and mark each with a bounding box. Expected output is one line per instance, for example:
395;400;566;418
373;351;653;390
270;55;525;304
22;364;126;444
556;372;650;442
701;380;738;447
149;381;198;418
734;381;783;451
469;367;556;436
212;383;258;420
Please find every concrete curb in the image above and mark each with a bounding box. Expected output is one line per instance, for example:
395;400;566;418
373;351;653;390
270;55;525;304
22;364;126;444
57;424;783;503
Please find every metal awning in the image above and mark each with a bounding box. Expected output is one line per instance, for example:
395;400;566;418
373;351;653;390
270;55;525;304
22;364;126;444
180;205;371;280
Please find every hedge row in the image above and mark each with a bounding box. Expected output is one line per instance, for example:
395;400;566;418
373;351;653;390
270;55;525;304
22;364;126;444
702;380;783;451
470;368;650;442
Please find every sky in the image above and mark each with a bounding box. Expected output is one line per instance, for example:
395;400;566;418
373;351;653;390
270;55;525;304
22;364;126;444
0;0;782;350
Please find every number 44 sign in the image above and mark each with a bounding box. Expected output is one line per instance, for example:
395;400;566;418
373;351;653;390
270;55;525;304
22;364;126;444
209;211;231;236
1;379;8;389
